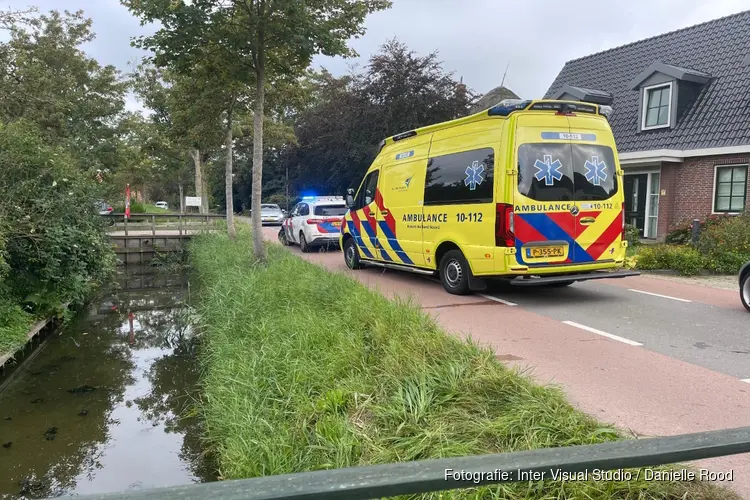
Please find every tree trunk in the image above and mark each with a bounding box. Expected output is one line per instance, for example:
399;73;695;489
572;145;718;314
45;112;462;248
190;149;207;214
251;61;267;261
201;152;210;214
179;183;184;213
225;106;237;239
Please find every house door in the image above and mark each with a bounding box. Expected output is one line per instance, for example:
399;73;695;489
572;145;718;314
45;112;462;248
624;174;647;237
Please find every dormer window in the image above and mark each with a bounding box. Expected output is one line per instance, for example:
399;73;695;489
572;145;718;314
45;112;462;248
642;82;672;130
629;62;710;133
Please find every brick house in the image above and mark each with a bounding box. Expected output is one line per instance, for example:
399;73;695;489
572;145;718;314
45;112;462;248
544;11;750;241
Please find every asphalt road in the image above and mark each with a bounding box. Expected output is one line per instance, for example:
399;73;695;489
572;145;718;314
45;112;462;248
482;279;750;379
258;225;750;498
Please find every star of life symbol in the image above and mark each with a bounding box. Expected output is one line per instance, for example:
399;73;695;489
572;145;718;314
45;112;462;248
584;155;608;186
464;161;485;190
534;155;563;186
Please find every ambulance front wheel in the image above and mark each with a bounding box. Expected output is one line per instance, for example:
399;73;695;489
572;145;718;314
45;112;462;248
439;250;471;295
343;238;363;270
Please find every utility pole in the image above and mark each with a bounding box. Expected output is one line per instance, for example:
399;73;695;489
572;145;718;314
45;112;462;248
500;61;510;88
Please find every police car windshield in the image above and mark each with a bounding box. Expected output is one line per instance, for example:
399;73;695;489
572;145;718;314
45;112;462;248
517;143;618;202
314;204;347;216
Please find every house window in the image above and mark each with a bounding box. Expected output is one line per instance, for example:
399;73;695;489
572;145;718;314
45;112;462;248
642;83;672;130
714;165;747;213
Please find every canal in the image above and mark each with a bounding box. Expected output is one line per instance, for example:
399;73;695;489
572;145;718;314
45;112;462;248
0;264;214;498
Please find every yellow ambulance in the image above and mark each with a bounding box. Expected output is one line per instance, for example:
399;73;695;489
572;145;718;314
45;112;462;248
340;99;640;295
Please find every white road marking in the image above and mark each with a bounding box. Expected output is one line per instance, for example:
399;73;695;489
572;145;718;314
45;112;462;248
741;379;750;384
478;293;517;307
628;289;692;303
562;320;643;346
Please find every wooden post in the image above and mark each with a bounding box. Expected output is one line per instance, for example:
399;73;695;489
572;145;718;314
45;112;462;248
124;214;128;237
179;214;183;236
151;215;156;237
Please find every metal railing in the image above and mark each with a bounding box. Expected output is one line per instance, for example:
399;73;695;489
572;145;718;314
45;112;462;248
102;213;226;237
56;426;750;500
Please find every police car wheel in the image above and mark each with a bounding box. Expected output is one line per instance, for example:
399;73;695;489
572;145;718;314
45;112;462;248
299;232;311;253
741;271;750;313
439;250;470;295
343;238;362;270
278;229;290;246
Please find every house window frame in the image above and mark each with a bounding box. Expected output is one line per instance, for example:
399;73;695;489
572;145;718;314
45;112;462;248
712;163;748;214
641;82;673;131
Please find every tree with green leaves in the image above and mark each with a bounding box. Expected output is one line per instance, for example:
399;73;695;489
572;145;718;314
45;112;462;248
132;63;225;213
0;10;128;174
123;0;391;260
280;40;475;196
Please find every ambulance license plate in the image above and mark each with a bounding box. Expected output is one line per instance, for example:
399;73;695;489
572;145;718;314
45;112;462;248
528;246;564;258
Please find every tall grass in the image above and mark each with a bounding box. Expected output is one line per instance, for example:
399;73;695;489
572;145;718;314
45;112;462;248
190;229;733;499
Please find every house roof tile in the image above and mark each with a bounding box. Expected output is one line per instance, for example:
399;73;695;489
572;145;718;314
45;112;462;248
544;11;750;153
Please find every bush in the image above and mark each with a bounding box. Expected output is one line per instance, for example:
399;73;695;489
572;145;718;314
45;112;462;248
624;224;640;247
635;245;705;275
0;120;116;322
113;201;146;213
666;215;726;245
697;214;750;274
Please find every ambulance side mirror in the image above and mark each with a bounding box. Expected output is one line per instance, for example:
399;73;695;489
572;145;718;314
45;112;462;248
346;188;355;209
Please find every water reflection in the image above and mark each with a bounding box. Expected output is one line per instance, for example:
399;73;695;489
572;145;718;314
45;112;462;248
0;265;214;499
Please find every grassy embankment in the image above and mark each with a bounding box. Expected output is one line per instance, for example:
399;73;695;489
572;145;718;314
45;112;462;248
190;229;734;499
0;299;35;357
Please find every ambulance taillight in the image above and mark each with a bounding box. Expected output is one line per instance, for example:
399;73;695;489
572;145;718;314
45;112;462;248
495;203;515;247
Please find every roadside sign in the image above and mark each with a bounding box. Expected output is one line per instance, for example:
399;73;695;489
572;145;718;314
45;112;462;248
185;196;201;207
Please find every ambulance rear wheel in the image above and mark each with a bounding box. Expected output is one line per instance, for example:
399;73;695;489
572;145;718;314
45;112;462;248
439;250;470;295
343;238;362;270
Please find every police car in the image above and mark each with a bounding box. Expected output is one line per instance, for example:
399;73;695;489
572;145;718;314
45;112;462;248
278;196;348;252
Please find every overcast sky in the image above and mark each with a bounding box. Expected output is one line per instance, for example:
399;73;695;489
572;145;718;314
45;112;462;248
3;0;749;111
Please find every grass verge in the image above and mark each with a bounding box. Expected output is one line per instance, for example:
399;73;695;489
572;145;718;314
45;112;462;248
191;229;735;499
0;297;34;356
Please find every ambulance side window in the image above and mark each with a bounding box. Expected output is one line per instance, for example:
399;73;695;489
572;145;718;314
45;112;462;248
355;170;380;209
517;143;574;202
424;148;494;205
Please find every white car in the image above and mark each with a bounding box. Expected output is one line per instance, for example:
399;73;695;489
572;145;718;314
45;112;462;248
278;196;348;252
155;201;169;210
260;203;285;225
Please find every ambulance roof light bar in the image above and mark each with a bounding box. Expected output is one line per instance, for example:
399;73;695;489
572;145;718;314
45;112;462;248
487;99;532;116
